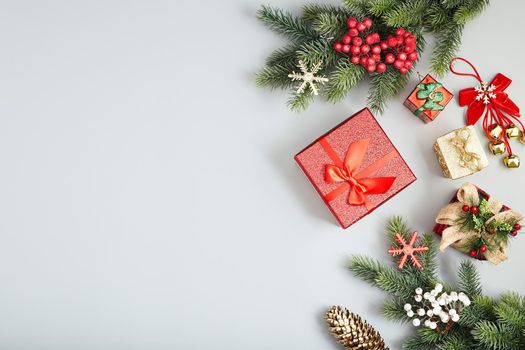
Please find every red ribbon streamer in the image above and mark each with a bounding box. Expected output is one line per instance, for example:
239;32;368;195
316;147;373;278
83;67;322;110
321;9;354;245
319;138;397;211
450;57;523;155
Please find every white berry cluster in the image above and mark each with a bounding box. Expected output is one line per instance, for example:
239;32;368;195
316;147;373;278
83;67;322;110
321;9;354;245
403;283;470;330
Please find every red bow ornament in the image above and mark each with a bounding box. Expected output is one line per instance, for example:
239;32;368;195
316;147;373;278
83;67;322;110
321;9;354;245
450;57;524;168
321;138;396;210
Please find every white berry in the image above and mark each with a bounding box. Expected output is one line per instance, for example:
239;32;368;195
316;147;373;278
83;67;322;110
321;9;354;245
404;303;412;311
417;308;425;316
451;314;460;322
407;310;414;318
426;310;433;317
415;295;423;302
449;309;457;316
429;322;437;329
415;288;423;295
412;319;421;327
435;283;443;292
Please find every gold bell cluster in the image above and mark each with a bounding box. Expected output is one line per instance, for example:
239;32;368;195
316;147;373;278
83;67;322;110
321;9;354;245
488;124;523;168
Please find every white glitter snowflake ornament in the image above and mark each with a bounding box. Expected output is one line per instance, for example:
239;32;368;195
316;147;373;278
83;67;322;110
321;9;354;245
474;81;497;104
288;60;328;95
404;284;471;334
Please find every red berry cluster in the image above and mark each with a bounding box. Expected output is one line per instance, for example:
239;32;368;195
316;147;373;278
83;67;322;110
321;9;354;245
333;18;418;74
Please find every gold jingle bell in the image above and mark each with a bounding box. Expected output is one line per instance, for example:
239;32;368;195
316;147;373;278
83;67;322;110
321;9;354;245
504;154;520;168
519;131;525;145
489;141;506;155
489;124;504;139
506;125;520;138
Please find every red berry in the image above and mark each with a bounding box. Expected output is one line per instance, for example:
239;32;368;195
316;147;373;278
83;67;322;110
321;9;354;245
404;61;413;70
334;42;343;51
371;45;381;54
350;55;360;64
469;249;478;257
352;37;363;46
376;62;387;73
399;67;408;74
395;28;405;36
356;22;366;31
387;37;397;47
408;52;418;61
404;45;416;53
405;35;416;44
342;45;351;53
511;230;519;236
372;54;381;62
348;28;359;37
360;44;370;54
360;56;368;66
366;64;376;73
347;17;358;28
514;223;521;230
342;34;352;45
396;35;404;45
397;53;407;61
351;45;361;55
470;206;479;214
365;35;375;45
385;53;395;64
462;205;470;212
393;60;403;69
363;18;373;28
479;245;487;253
380;41;388;50
367;57;376;66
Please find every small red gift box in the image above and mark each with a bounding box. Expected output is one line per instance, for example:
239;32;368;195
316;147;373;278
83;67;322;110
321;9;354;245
404;74;453;123
294;108;417;229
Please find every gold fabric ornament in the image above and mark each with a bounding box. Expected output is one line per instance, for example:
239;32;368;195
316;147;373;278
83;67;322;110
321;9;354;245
488;141;506;155
435;183;522;265
504;154;520;168
326;306;389;350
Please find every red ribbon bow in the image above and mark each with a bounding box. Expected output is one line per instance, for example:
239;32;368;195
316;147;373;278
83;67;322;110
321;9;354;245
450;57;523;154
320;138;397;210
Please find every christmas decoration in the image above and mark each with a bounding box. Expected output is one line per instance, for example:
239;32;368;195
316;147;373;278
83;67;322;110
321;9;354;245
387;231;428;269
288;60;329;95
450;57;523;168
256;1;490;112
326;306;388;350
404;284;470;334
333;19;418;74
294;108;416;228
348;216;525;349
434;183;522;264
404;74;453;123
433;126;488;179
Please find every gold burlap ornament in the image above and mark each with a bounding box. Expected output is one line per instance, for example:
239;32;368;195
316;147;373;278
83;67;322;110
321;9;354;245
326;306;389;350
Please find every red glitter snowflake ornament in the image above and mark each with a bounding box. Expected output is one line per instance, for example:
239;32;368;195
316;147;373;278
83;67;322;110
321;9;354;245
388;231;429;270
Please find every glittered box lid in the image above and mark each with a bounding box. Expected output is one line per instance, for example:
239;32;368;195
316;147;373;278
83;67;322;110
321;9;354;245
294;108;417;229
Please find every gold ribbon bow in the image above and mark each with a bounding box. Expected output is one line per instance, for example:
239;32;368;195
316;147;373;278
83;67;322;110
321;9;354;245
435;183;521;265
449;127;482;172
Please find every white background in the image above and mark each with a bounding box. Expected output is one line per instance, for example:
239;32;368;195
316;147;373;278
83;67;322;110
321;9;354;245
0;1;524;349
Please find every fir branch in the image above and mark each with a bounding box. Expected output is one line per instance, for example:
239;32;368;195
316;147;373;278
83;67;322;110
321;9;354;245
257;5;318;42
425;5;451;30
265;45;299;66
495;296;525;332
458;260;482;298
419;233;438;283
295;40;336;66
367;67;410;114
325;60;365;102
384;297;411;322
256;63;296;89
348;255;390;285
430;23;464;77
369;0;396;16
473;321;521;350
341;0;370;17
403;335;435;350
441;0;469;9
302;4;349;23
311;12;347;38
376;269;418;299
287;90;315;112
453;0;490;24
459;295;497;327
384;0;426;27
387;216;410;241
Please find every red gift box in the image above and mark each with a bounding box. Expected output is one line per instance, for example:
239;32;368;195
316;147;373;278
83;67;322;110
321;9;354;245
404;74;453;123
294;108;417;229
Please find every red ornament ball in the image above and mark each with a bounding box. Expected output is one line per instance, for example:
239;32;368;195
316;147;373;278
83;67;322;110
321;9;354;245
470;206;479;214
469;249;478;257
462;205;470;212
347;17;358;28
479;245;487;253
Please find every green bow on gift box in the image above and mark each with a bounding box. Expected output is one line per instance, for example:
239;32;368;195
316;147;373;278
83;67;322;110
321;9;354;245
414;81;445;116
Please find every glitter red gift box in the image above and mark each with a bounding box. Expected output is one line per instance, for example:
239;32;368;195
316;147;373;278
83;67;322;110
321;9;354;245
294;108;417;229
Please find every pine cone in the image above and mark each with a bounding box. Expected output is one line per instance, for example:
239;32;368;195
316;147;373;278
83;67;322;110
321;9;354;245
325;306;389;350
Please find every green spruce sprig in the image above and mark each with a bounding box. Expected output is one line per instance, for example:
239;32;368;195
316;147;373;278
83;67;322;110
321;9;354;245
256;0;489;112
347;217;525;350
